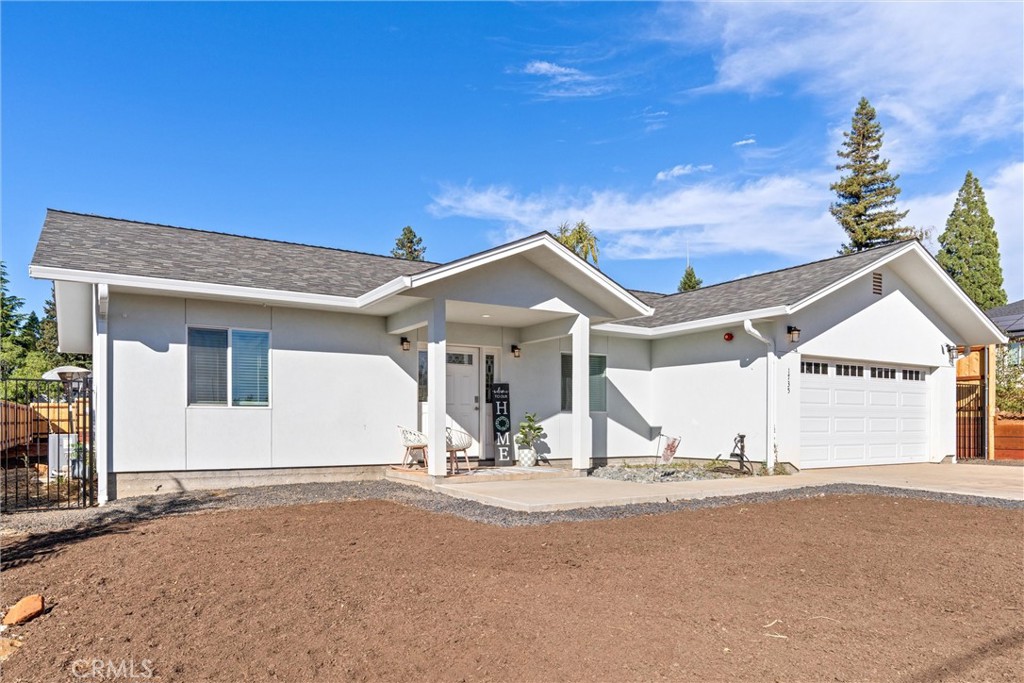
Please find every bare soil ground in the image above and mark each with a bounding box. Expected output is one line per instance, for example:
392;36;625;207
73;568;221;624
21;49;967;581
2;495;1022;682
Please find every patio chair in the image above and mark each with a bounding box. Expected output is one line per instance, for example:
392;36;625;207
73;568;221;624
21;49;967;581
445;427;473;474
398;425;428;468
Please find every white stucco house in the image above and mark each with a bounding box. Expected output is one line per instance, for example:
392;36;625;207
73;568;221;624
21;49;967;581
30;210;1006;503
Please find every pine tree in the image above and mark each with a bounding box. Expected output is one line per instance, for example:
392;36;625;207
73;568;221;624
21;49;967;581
555;220;599;266
1;261;25;341
937;171;1007;309
391;226;426;261
677;265;702;292
830;98;915;252
15;311;41;351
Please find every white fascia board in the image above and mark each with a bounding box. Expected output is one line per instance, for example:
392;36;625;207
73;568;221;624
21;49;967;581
595;306;788;338
29;266;364;311
400;234;654;318
786;242;1008;344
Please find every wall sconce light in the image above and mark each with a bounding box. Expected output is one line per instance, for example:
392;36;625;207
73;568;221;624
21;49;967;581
787;326;801;343
511;344;521;358
400;337;411;352
945;344;958;364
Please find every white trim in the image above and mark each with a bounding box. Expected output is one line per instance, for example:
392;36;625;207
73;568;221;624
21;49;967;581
595;306;788;338
30;266;364;311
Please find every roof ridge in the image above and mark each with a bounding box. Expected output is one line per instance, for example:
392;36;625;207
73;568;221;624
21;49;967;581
653;240;918;301
46;208;443;267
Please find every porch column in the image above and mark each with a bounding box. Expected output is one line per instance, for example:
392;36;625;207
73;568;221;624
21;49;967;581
93;284;110;505
426;298;448;477
570;313;592;471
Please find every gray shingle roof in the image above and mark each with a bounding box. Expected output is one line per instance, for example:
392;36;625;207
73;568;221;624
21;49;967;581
622;242;913;328
987;299;1024;337
32;210;437;298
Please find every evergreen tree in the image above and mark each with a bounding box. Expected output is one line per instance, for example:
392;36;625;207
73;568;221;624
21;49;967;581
15;311;41;351
555;220;599;266
937;171;1007;309
830;98;915;252
1;261;25;341
677;265;703;292
391;226;426;261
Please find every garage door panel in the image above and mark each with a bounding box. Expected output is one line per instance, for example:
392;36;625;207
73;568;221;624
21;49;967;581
834;417;867;433
835;389;867;406
800;358;930;469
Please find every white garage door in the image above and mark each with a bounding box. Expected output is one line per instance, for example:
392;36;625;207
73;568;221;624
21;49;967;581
800;358;930;469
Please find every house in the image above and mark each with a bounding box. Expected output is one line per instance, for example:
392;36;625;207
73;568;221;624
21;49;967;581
29;210;1006;503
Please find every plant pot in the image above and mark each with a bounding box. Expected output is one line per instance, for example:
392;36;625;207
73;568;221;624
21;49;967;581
517;446;537;467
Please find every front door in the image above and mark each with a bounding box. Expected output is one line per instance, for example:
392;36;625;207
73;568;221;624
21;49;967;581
446;347;481;457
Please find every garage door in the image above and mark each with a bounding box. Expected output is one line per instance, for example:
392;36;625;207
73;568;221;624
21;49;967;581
800;358;930;468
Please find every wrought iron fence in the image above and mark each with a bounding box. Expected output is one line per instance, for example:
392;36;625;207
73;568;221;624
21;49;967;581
1;376;96;511
955;381;985;460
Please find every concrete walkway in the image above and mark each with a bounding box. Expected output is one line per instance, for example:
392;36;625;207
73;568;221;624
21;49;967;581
434;462;1024;512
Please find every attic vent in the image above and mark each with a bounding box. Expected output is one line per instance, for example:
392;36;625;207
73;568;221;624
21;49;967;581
872;272;883;295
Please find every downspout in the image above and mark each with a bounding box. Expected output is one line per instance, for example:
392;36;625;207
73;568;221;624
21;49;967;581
743;320;776;469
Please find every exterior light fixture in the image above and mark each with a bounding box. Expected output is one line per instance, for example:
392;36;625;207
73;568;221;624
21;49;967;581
511;344;521;358
945;344;959;364
787;326;801;343
400;337;411;352
723;332;734;342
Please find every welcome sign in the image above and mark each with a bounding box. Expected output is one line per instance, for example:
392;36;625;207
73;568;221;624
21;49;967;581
491;383;513;466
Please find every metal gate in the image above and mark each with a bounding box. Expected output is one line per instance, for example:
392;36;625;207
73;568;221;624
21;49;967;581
955;381;985;460
1;376;96;511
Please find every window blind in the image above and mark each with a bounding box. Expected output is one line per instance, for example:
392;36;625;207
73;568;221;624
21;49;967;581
231;330;270;406
560;354;607;412
188;328;228;405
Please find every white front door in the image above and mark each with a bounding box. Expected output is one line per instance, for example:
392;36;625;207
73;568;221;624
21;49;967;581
446;346;481;457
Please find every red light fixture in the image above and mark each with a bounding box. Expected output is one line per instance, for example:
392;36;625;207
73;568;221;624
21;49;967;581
723;332;734;342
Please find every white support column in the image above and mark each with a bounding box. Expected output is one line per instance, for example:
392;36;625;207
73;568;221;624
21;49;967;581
570;314;592;471
426;298;448;477
93;284;110;504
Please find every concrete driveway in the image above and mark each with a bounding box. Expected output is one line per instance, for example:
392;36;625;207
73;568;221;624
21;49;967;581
434;462;1024;512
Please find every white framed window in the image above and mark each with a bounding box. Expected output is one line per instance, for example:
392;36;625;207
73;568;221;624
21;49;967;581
187;327;270;407
836;364;864;377
870;366;897;379
902;369;926;381
801;361;827;375
560;354;607;412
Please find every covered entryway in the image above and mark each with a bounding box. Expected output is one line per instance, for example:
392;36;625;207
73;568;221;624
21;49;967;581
799;357;930;468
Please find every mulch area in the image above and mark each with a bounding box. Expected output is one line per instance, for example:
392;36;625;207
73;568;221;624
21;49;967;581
1;494;1021;682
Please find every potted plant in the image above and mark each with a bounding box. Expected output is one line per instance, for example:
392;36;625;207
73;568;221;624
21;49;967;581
515;412;544;467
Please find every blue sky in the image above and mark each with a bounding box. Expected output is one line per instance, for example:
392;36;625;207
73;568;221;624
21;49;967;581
3;1;1022;315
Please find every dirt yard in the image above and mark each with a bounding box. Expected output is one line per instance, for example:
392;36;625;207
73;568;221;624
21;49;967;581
2;495;1022;682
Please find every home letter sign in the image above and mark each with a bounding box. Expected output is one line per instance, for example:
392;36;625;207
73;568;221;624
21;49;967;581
491;383;513;466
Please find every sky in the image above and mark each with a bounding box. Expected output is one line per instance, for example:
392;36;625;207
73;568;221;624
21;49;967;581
2;1;1022;316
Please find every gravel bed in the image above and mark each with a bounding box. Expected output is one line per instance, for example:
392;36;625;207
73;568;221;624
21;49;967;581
3;478;1022;537
592;463;734;483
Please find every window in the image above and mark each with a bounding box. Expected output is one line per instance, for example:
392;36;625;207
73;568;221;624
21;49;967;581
417;350;428;402
902;369;925;381
560;354;607;412
1006;342;1023;366
836;364;864;377
801;361;827;375
870;366;896;379
485;353;495;403
187;328;269;407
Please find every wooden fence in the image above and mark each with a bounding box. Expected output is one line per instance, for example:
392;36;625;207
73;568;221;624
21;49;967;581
0;400;91;451
994;417;1024;460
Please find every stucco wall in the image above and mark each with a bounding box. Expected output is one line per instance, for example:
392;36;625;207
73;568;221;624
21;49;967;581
108;293;419;472
650;328;769;461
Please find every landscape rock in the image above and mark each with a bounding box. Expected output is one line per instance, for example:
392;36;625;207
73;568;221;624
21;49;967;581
0;637;23;662
2;595;44;625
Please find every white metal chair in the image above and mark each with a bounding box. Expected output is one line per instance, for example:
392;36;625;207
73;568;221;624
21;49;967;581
398;425;429;468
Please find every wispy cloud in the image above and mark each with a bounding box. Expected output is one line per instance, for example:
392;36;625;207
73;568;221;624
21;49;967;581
634;106;669;132
657;2;1024;171
429;174;840;260
654;164;713;182
732;137;756;147
516;59;613;98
